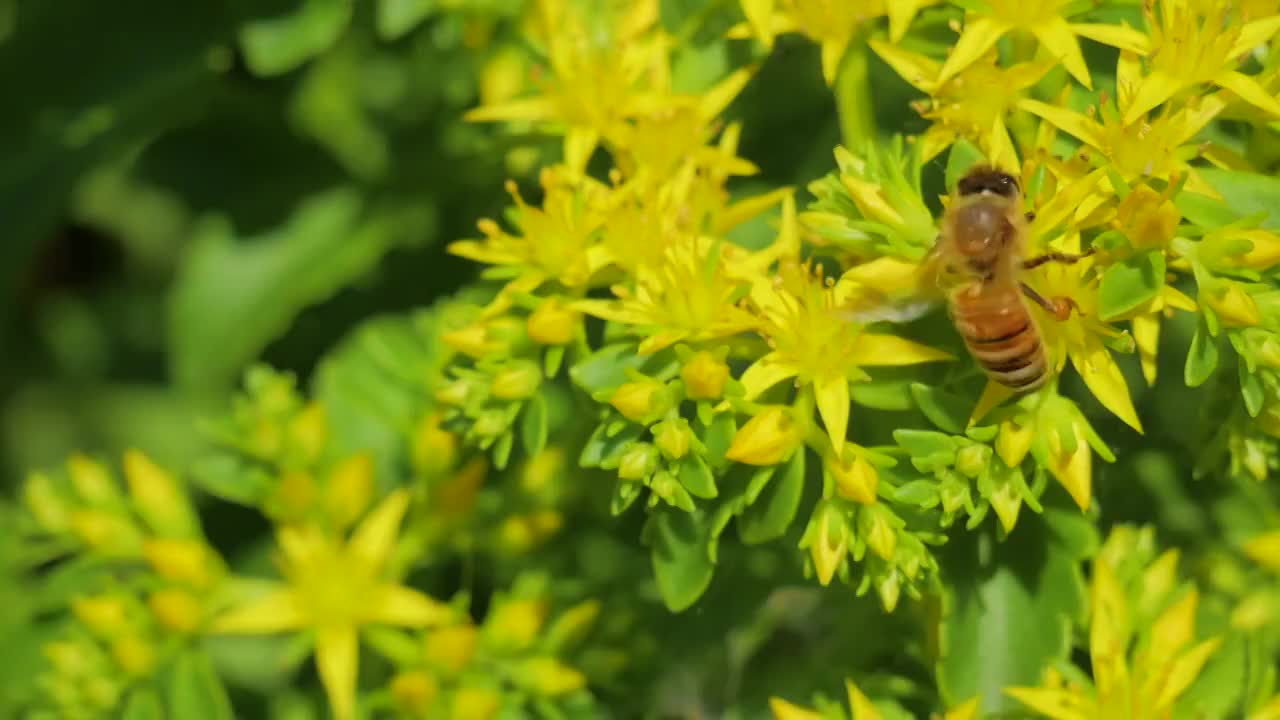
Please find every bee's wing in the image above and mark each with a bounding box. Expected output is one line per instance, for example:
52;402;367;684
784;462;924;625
831;249;947;325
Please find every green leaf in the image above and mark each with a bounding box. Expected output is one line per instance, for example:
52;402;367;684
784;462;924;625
678;455;718;499
738;448;805;544
647;505;715;612
122;689;165;720
238;0;354;76
167;650;234;720
1239;358;1265;417
570;344;676;395
937;515;1088;712
1097;250;1166;321
1195;168;1280;230
188;455;274;506
1185;321;1219;387
946;138;986;192
580;424;645;468
611;481;643;515
848;377;916;411
171;189;434;392
893;429;958;469
520;393;549;457
911;383;970;434
700;413;737;469
377;0;435;40
1176;632;1246;719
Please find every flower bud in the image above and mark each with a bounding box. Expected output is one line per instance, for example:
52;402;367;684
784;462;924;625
1257;335;1280;369
1116;185;1179;250
490;360;543;400
143;538;222;589
609;379;670;422
66;454;120;506
725;406;800;466
124;450;198;538
413;412;459;477
390;671;439;715
110;636;155;677
650;470;695;511
830;453;878;504
876;570;902;613
435;377;485;407
424;624;478;675
452;686;501;720
520;447;565;494
70;510;143;557
955;444;990;479
326;453;373;529
526;298;579;345
273;470;315;521
652;419;692;460
472;409;510;439
996;417;1034;468
1204;281;1261;328
442;323;504;358
512;656;586;696
618;443;661;481
861;506;898;561
499;515;536;554
484;598;547;652
286;402;327;464
681;351;730;400
148;588;203;634
803;500;849;586
72;595;129;637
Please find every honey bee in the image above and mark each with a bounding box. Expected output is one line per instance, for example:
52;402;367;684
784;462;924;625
932;165;1091;392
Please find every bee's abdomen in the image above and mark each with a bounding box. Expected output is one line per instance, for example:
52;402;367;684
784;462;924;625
951;294;1047;392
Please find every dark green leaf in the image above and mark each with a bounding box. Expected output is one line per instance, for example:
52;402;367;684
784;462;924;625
1097;250;1165;321
377;0;436;40
937;516;1087;712
171;190;434;391
580;424;644;468
647;505;715;612
520;393;549;457
1185;321;1219;387
738;449;805;544
910;383;970;434
678;455;718;499
611;481;643;516
167;651;234;720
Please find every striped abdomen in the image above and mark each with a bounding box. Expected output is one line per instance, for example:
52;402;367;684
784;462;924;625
949;286;1047;392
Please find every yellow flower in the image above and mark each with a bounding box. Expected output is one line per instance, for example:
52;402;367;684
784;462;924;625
574;236;760;354
1122;0;1280;124
464;0;667;173
448;168;611;293
937;0;1147;89
734;0;940;83
830;451;878;505
1021;87;1227;199
802;499;850;586
1008;529;1221;719
870;41;1051;168
212;490;452;720
682;350;731;400
741;264;951;457
1023;232;1143;432
525;298;580;345
769;678;980;719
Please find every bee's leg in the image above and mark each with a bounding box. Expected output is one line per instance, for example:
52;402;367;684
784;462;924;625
1021;248;1094;270
1020;282;1078;321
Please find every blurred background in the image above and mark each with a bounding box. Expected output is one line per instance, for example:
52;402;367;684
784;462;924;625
0;0;852;493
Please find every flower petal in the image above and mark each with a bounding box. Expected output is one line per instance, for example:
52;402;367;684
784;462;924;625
316;625;360;720
1132;314;1159;385
887;0;936;43
1003;687;1092;720
1032;17;1092;89
1215;70;1280;118
740;354;799;399
768;698;824;720
918;124;957;162
213;588;307;634
349;489;411;571
938;16;1010;85
969;380;1014;427
988;112;1019;172
464;97;558;123
1156;637;1222;710
844;334;952;366
1230;16;1280;58
364;584;454;627
1069;22;1151;53
1019;99;1105;150
1069;339;1142;433
1047;416;1092;511
700;66;756;121
1124;69;1182;124
846;678;883;720
820;37;851;87
814;373;850;458
945;698;981;720
868;38;940;93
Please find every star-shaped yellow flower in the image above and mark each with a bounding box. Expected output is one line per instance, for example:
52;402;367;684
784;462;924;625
740;263;951;457
938;0;1148;90
213;490;452;720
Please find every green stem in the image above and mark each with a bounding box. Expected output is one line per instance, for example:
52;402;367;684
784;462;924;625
833;32;878;148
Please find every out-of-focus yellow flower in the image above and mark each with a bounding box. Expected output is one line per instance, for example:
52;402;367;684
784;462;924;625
870;42;1051;168
937;0;1147;89
769;678;980;719
1244;530;1280;573
212;490;452;720
734;0;940;83
526;298;580;346
742;264;950;457
1121;1;1280;124
1007;532;1221;719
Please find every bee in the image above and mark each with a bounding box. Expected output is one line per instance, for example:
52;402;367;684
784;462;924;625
932;165;1091;392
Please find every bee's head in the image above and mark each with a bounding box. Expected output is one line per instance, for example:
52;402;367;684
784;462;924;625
956;166;1020;199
